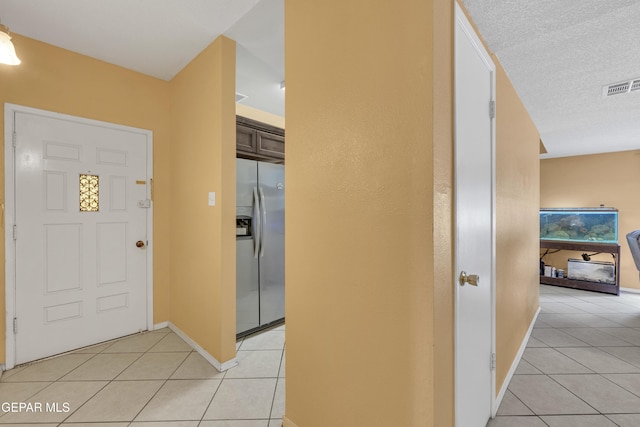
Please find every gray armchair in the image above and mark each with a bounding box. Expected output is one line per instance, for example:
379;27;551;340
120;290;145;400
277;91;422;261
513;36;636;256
626;230;640;273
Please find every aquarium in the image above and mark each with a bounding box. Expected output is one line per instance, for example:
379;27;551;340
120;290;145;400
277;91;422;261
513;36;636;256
540;207;618;243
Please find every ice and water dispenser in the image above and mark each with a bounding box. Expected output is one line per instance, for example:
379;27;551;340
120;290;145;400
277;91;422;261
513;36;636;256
236;216;252;237
236;217;251;237
236;207;253;238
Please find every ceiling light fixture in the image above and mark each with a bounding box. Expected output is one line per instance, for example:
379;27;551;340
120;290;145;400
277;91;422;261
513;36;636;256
0;23;20;65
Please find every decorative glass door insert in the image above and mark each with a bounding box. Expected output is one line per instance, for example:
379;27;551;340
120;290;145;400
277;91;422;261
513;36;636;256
79;173;99;212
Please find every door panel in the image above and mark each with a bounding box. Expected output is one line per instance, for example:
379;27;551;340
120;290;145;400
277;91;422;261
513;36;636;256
97;222;128;284
236;158;260;336
14;111;149;364
236;238;260;334
236;158;258;208
258;162;285;325
45;223;82;292
455;4;496;427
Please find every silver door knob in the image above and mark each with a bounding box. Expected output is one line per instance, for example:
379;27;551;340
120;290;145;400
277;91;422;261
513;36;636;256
459;271;479;286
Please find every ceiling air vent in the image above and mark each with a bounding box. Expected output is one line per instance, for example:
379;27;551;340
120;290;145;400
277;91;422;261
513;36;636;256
602;78;640;97
605;82;630;96
235;92;248;103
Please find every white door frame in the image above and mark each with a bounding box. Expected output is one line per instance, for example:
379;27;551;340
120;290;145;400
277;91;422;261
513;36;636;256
453;2;498;423
3;103;154;371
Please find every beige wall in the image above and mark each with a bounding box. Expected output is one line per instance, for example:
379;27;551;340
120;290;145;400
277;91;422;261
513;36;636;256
284;1;540;424
541;151;640;291
494;58;541;391
433;0;455;424
169;36;237;363
0;34;238;366
3;6;541;423
0;34;172;363
285;0;437;424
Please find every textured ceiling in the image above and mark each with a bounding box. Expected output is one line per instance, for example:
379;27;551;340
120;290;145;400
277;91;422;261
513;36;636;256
461;0;640;158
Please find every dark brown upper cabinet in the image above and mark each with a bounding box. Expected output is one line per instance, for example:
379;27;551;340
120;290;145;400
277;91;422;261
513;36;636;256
236;116;284;163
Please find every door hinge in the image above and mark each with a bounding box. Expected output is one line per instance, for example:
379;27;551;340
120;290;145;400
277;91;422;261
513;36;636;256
490;352;496;371
13;317;17;334
12;224;17;240
489;100;496;119
12;131;17;147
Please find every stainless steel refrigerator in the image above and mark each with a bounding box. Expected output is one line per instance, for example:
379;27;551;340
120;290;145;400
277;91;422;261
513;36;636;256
236;158;285;336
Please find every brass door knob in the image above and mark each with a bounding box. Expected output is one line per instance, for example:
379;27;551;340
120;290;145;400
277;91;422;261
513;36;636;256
459;271;479;286
136;240;145;248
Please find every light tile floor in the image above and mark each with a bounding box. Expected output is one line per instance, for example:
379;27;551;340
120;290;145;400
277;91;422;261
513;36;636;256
489;284;640;427
0;324;285;426
10;284;640;427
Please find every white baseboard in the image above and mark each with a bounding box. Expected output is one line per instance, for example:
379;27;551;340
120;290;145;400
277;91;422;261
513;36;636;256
153;321;169;330
167;322;238;372
621;287;640;294
493;305;541;416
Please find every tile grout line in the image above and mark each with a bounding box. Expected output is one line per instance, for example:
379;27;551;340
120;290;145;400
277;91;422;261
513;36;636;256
126;339;210;424
539;303;632;418
60;328;174;424
2;327;285;426
495;285;640;424
200;331;284;424
197;370;226;424
267;346;286;422
0;340;119;424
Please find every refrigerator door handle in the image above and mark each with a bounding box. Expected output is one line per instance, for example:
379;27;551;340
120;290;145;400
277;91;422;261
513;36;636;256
259;187;267;258
253;187;261;258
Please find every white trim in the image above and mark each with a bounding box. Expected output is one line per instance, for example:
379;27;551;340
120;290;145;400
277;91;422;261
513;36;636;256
489;41;498;427
492;306;541;416
4;104;16;370
153;321;170;330
167;322;238;372
621;287;640;294
3;103;154;370
454;3;497;426
145;128;154;333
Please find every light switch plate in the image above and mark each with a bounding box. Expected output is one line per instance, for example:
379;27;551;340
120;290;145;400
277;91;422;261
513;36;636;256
208;192;216;206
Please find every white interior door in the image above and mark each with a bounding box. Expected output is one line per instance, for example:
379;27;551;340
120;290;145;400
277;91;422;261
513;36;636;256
454;3;496;427
8;107;152;365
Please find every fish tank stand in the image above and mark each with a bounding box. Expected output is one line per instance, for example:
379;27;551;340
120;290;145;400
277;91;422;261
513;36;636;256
540;240;620;295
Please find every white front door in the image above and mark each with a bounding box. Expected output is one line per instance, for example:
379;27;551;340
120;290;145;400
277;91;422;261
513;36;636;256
454;3;496;427
7;107;152;365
